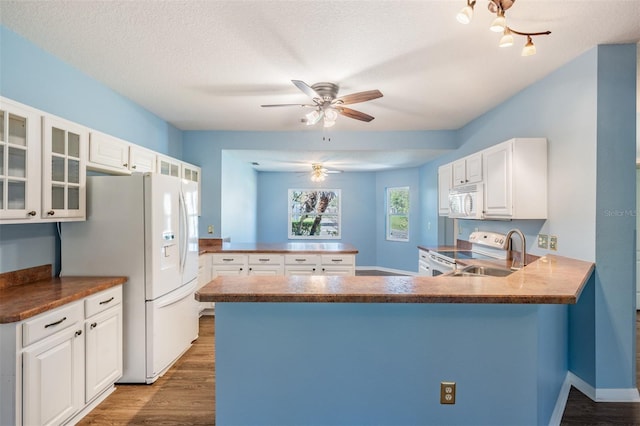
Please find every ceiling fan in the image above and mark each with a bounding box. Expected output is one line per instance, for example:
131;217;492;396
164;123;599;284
310;163;341;182
261;80;383;127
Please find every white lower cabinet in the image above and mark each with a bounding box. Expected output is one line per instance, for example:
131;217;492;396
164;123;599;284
22;307;85;426
247;254;284;275
200;252;355;292
0;285;122;426
83;286;122;407
211;254;247;276
284;254;355;276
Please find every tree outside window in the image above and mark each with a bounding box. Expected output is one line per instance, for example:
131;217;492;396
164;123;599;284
386;186;409;241
289;189;341;239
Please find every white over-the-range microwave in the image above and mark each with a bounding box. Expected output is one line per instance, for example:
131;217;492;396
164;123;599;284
448;184;484;219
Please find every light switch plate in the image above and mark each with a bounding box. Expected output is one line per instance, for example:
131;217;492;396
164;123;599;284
537;234;548;249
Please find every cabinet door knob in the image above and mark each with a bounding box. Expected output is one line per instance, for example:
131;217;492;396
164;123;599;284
47;210;55;216
90;322;97;329
27;211;36;216
75;330;82;337
123;163;128;167
131;164;137;169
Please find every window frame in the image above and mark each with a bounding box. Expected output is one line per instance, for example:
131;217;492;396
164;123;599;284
288;189;342;239
386;186;410;242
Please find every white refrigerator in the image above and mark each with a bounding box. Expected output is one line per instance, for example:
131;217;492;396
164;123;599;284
61;173;199;383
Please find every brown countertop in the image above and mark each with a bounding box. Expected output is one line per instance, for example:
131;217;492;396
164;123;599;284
0;265;127;323
200;242;358;255
196;254;594;304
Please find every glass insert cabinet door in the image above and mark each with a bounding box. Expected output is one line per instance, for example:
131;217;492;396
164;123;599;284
0;99;41;220
42;115;87;219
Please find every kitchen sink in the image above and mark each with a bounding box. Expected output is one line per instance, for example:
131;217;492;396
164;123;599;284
448;264;515;277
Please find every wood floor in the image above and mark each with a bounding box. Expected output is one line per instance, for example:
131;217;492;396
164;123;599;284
78;316;215;425
560;312;640;425
79;313;640;425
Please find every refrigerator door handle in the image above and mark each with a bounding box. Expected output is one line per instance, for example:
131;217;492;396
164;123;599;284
179;190;188;274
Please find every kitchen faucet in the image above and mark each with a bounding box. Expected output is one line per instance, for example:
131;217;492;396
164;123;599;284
504;229;526;270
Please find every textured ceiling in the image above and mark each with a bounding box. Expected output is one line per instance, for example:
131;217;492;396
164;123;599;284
1;0;639;170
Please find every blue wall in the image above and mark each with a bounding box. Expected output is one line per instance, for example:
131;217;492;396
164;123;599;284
216;302;567;425
221;151;258;242
182;130;457;242
375;168;421;271
256;171;377;267
0;26;183;275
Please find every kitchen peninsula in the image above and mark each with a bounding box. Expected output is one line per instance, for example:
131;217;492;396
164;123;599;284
198;255;594;426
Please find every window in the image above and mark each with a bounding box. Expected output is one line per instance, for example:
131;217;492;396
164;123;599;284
386;186;409;241
288;189;341;239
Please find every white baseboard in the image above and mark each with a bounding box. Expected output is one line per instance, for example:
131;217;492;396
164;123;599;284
355;266;417;276
549;372;640;426
567;371;640;402
548;372;573;426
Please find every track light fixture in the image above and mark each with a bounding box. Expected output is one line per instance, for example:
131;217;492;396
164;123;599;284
456;0;551;56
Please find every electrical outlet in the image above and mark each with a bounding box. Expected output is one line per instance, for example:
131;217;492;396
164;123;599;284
207;225;214;234
549;235;558;251
440;382;456;404
537;234;548;249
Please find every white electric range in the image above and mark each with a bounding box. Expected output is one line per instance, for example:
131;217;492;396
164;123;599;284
427;231;509;276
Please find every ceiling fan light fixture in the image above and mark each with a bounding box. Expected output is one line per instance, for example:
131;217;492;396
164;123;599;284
324;108;338;121
456;1;475;24
311;164;327;182
305;109;323;125
521;35;536;56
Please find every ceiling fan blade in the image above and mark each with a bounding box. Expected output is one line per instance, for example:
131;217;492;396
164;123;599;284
335;90;383;105
291;80;321;100
260;103;316;108
336;106;375;122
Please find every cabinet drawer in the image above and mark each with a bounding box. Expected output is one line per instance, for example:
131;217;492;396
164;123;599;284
285;254;320;265
248;254;283;265
23;301;83;347
85;286;122;318
321;254;354;266
212;255;246;265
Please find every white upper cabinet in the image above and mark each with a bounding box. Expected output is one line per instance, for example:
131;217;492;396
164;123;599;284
42;115;87;220
182;162;201;215
88;131;129;173
0;98;41;221
438;164;452;216
129;145;156;173
452;152;482;187
483;138;547;219
439;137;547;220
157;155;181;178
88;131;157;174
